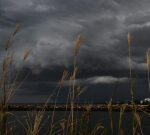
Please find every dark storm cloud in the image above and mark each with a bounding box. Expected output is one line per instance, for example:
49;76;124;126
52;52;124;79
0;0;150;73
10;77;149;103
1;0;150;103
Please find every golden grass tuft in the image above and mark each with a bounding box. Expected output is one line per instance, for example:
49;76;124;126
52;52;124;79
58;70;69;86
146;49;150;93
13;24;21;36
127;32;131;46
147;49;150;68
69;67;78;87
24;48;31;60
77;86;87;96
74;35;83;56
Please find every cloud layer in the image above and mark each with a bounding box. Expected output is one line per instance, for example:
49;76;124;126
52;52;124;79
1;0;150;102
0;0;150;72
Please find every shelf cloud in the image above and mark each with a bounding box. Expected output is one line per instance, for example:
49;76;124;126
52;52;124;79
1;0;150;102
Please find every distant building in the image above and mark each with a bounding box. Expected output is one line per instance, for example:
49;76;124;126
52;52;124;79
140;98;150;104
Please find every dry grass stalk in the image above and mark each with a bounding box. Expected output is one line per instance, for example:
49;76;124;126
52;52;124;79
146;49;150;93
118;105;126;135
58;71;69;86
127;32;136;135
31;112;44;135
25;111;45;135
127;32;134;101
24;48;31;60
90;123;104;135
77;86;87;97
26;100;49;135
107;99;114;135
50;71;69;135
2;57;9;72
0;25;36;135
70;34;83;134
147;49;150;68
77;86;81;96
133;111;143;135
13;24;21;36
127;32;131;46
59;120;65;132
5;36;11;51
70;67;78;134
73;67;78;79
69;67;78;88
69;76;73;88
74;35;83;56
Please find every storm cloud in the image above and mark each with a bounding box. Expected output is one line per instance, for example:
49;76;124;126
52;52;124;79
1;0;150;102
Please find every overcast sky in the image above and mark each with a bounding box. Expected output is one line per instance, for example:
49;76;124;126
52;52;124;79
1;0;150;103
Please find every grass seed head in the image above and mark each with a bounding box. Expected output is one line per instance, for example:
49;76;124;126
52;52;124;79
74;35;83;56
58;70;69;86
69;67;78;87
13;24;21;36
77;86;81;96
147;49;150;69
127;32;131;46
24;48;31;60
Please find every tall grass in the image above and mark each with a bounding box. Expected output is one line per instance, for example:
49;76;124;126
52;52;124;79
0;26;150;135
127;32;134;104
146;49;150;93
127;33;144;135
118;105;126;135
0;24;32;135
70;35;83;134
49;71;69;135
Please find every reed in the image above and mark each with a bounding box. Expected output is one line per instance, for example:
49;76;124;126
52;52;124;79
127;32;134;103
107;99;114;135
133;111;143;135
118;105;126;135
127;32;138;135
70;35;83;135
49;71;69;135
79;105;91;135
0;24;20;135
146;49;150;93
74;35;83;56
24;48;31;61
0;24;32;135
13;24;21;36
0;26;150;135
25;111;44;135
